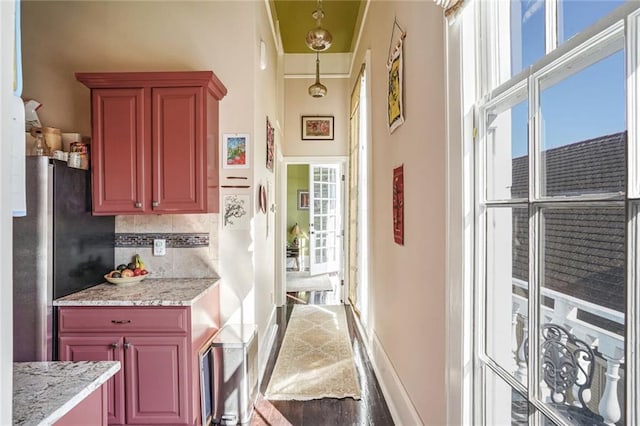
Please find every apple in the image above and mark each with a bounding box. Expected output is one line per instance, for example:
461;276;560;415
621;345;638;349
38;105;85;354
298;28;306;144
133;268;142;276
140;269;149;275
121;269;134;277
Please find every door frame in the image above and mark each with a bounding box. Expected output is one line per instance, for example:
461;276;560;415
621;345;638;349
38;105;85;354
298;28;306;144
277;156;349;306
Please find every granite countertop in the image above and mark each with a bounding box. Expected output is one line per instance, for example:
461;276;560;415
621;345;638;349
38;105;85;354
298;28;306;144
53;278;219;307
13;361;120;426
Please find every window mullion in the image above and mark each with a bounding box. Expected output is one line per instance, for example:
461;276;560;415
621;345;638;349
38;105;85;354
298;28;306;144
627;203;639;426
527;68;541;418
546;0;558;54
627;10;640;426
628;11;640;199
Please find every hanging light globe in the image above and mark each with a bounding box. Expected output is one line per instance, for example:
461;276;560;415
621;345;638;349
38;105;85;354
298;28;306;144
305;8;332;51
308;53;327;98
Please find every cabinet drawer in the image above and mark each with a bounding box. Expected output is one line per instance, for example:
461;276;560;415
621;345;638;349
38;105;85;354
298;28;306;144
59;307;188;334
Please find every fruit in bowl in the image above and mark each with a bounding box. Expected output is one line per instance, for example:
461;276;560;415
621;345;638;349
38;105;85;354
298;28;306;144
105;255;149;285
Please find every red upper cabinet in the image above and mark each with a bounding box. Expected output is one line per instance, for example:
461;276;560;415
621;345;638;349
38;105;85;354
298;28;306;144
76;72;227;215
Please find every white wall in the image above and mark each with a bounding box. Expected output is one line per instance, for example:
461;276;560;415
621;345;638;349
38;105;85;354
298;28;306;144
21;1;279;346
282;78;349;157
350;1;447;423
0;2;15;422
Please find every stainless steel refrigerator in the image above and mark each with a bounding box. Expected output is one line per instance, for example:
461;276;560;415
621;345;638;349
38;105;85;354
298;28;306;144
13;157;114;361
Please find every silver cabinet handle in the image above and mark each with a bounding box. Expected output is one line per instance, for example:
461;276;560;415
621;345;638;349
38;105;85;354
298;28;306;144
152;201;159;207
110;343;119;349
135;202;142;208
124;342;132;349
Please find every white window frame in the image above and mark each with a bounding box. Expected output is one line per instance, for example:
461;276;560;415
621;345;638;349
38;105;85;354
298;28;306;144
473;2;640;425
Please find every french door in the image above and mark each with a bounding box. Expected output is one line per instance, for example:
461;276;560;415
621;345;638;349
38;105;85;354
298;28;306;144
308;164;341;276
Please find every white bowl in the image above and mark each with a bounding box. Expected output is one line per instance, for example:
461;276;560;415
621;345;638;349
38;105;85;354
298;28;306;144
104;274;148;285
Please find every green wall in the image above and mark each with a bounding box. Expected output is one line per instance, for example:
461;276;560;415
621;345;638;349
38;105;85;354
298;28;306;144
287;164;310;246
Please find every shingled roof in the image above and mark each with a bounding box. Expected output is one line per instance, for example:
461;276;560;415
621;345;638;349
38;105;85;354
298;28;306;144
511;132;627;324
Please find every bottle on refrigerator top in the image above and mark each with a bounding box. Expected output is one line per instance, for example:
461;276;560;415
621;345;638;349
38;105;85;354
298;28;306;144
31;129;50;157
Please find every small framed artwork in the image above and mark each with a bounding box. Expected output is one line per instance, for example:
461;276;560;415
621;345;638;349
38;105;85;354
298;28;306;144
223;194;250;230
301;116;334;140
393;165;404;245
297;190;309;210
222;133;250;169
387;36;405;133
266;117;274;172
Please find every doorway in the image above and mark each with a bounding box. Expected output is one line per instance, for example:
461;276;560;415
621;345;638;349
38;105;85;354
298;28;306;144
279;157;347;305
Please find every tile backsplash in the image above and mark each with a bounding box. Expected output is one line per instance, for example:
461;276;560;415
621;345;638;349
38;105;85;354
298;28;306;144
114;214;219;279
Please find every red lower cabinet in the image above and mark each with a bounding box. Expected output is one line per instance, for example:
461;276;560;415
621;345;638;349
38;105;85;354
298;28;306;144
125;336;188;425
59;336;125;424
58;303;218;426
55;383;109;426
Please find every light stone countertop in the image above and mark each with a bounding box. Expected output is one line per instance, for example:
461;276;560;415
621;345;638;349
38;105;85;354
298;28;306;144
53;278;220;306
13;361;120;426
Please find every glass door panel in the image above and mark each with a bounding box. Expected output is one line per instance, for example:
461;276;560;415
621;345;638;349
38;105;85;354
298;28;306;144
539;206;626;423
485;367;530;425
309;164;341;276
539;48;626;197
486;206;529;381
485;92;529;201
558;1;625;43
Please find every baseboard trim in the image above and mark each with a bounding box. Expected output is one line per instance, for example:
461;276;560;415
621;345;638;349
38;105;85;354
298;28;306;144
349;306;423;426
258;307;278;388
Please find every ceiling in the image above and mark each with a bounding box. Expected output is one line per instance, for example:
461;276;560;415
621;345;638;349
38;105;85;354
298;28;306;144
272;0;362;54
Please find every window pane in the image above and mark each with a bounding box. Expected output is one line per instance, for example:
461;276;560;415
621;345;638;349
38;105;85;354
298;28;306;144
486;96;529;201
540;207;625;423
486;207;529;381
485;368;530;425
558;1;625;43
511;0;546;76
540;50;626;197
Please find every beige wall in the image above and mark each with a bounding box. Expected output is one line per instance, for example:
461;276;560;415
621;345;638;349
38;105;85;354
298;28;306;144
21;1;278;344
282;78;349;157
351;1;446;423
251;0;278;344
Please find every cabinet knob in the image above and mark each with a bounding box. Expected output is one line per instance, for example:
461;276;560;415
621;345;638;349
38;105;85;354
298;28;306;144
110;343;119;349
152;201;159;207
135;202;142;208
124;342;132;349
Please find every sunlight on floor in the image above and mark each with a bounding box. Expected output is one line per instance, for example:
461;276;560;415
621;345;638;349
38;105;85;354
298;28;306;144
252;393;293;426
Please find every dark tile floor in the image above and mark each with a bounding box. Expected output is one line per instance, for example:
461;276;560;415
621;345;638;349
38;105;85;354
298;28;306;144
251;289;394;426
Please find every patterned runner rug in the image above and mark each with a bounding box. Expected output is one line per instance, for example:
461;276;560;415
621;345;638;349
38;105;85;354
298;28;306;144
286;272;335;292
265;304;361;401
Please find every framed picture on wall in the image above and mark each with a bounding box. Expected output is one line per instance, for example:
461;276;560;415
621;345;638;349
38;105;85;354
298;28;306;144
297;190;309;210
301;116;334;140
222;133;250;169
393;165;404;245
266;117;274;172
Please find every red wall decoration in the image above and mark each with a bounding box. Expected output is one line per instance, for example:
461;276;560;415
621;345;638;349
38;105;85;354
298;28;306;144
266;117;274;172
393;165;404;245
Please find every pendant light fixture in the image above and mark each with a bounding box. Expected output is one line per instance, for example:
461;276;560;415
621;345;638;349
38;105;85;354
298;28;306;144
305;0;332;51
308;52;327;98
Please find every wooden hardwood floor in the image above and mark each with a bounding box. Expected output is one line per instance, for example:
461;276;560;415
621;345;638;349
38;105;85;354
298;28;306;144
251;290;394;426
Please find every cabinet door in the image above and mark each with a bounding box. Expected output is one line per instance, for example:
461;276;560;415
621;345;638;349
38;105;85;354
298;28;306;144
151;86;205;213
59;335;126;425
124;335;189;425
91;88;148;215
